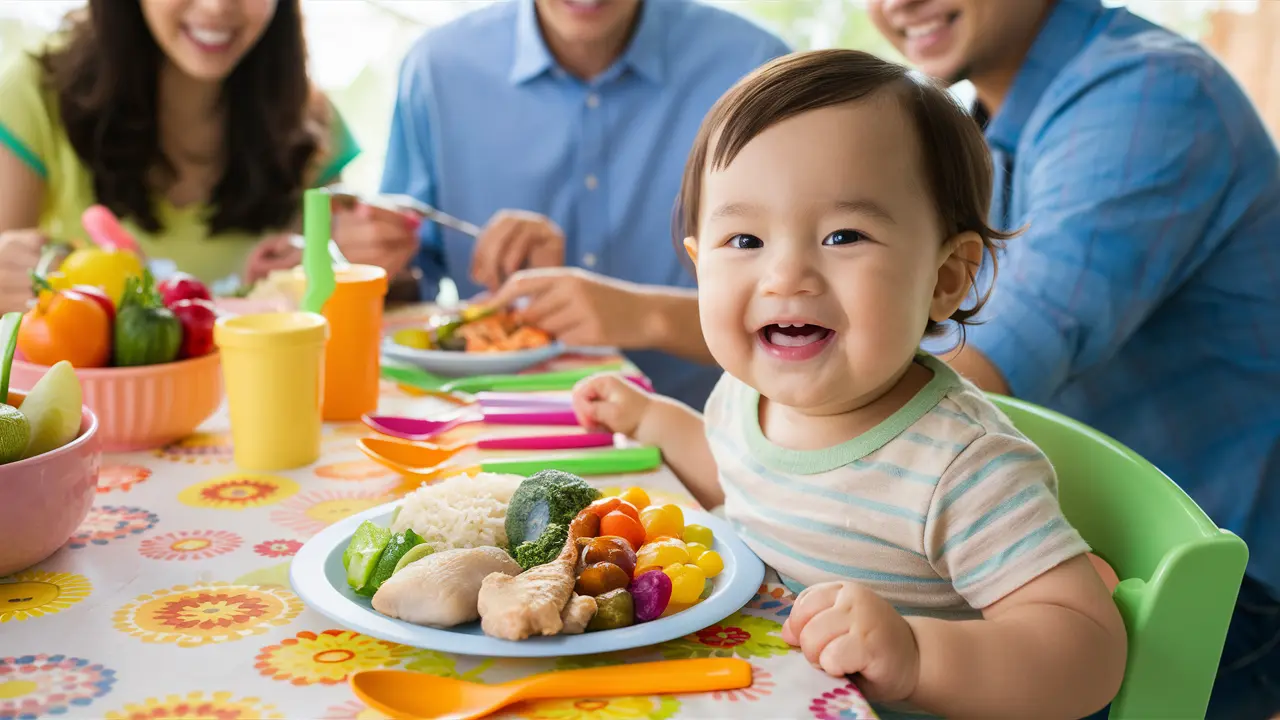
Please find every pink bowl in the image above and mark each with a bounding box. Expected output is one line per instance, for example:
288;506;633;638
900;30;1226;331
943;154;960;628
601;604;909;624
10;352;223;452
0;390;100;576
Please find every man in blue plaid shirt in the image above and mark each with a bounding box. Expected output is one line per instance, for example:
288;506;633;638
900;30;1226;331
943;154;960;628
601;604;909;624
870;0;1280;717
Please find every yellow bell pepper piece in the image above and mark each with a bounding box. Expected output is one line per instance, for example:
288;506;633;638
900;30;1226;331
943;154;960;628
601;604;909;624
58;247;144;305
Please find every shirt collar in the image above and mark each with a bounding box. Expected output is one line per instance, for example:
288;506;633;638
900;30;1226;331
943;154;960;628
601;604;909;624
984;0;1105;152
509;0;666;86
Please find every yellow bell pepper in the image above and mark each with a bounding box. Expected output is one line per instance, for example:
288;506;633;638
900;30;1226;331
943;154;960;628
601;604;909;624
57;247;145;306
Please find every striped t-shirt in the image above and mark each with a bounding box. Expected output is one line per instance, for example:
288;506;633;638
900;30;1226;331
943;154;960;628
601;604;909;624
707;353;1089;618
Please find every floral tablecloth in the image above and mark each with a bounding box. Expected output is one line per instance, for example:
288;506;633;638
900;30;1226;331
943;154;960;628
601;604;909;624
1;312;878;720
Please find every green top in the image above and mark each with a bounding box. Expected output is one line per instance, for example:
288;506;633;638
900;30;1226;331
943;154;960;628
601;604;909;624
0;47;360;288
741;352;964;474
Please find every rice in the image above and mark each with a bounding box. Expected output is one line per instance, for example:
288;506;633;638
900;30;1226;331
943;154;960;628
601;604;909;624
390;472;523;551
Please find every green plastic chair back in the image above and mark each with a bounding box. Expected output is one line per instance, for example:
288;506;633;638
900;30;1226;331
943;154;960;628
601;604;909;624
988;395;1248;719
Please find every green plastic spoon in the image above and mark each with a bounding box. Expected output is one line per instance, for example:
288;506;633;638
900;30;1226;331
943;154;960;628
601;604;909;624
300;188;337;314
0;311;23;401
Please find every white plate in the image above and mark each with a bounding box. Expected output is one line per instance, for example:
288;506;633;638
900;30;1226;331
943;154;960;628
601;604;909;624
291;502;765;658
380;338;565;377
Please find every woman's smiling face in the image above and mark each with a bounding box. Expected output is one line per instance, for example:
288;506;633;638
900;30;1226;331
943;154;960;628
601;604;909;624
140;0;278;82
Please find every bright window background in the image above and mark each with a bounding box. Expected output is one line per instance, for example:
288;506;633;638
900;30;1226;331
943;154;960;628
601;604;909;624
0;0;1261;194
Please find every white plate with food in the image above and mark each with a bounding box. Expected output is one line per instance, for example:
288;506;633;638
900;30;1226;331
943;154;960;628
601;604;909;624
291;471;765;658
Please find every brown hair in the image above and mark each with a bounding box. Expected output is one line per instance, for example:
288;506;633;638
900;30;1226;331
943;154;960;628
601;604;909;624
39;0;324;236
675;49;1015;336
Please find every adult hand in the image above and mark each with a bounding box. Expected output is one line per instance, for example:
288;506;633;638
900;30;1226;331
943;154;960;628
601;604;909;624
333;203;420;278
782;581;920;703
243;232;301;285
485;267;653;349
470;209;565;291
0;229;46;313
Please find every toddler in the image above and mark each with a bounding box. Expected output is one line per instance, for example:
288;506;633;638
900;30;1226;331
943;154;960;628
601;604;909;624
572;50;1126;719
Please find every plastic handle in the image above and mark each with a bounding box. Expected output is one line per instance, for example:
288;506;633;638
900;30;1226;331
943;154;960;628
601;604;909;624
476;393;573;410
440;363;625;393
300;189;336;314
513;659;751;700
481;408;579;426
81;205;141;254
479;445;661;476
475;432;615;451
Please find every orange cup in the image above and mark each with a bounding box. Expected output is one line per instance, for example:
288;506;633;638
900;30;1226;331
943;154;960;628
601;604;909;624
313;264;389;421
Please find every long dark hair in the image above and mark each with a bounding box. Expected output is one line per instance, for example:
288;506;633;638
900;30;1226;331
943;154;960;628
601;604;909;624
39;0;323;235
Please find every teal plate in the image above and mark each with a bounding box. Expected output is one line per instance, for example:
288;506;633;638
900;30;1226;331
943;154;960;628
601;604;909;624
291;502;765;658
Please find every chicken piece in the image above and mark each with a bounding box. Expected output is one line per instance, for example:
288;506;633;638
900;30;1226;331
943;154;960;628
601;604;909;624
559;594;598;635
372;546;521;628
478;511;601;640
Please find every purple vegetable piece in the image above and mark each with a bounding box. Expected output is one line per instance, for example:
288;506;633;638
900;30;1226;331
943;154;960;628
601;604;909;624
631;568;672;622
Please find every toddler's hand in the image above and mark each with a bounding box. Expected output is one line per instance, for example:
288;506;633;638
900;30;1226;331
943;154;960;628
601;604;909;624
571;372;653;438
782;581;920;703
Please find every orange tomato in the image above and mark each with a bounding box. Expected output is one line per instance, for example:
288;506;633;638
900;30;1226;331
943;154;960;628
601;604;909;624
618;487;651;510
18;281;111;368
599;510;645;551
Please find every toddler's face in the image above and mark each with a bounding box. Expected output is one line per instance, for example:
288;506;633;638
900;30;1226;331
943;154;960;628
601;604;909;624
686;96;973;414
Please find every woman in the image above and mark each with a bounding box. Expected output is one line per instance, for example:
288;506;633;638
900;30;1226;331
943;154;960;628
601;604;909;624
0;0;419;313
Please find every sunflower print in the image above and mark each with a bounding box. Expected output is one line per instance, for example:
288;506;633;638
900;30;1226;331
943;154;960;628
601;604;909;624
658;612;792;660
152;432;235;464
253;539;302;558
710;664;774;702
102;691;283;720
113;582;301;647
268;488;396;537
96;464;153;494
810;682;879;720
65;506;159;549
233;563;292;591
320;700;392;720
747;584;795;619
255;630;417;686
0;654;116;719
495;695;681;720
177;473;300;510
138;530;243;561
314;460;394;481
0;571;92;623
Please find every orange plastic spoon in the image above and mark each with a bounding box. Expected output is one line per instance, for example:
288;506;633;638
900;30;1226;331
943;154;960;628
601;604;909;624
349;658;751;720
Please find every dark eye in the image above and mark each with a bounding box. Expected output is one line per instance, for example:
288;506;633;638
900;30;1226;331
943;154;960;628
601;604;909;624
823;229;867;246
728;234;763;249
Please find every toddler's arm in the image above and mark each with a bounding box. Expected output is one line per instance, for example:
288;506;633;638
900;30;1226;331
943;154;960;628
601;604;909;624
572;373;723;509
906;554;1127;719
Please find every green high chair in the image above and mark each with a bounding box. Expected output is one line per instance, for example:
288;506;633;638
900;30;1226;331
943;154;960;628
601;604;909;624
988;395;1248;719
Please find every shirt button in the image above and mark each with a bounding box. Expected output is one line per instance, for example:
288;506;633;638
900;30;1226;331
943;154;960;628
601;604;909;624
586;93;600;108
583;253;598;268
584;174;598;191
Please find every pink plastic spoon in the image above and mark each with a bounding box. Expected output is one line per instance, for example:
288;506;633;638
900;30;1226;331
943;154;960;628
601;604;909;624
363;406;579;442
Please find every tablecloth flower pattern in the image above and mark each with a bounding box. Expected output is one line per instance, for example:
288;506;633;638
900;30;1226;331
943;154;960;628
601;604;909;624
0;335;878;719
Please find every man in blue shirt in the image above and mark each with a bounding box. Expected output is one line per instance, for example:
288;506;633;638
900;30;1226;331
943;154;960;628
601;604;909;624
380;0;790;408
869;0;1280;716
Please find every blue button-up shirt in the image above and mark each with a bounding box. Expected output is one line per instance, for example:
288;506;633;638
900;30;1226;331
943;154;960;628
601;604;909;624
380;0;790;408
950;0;1280;593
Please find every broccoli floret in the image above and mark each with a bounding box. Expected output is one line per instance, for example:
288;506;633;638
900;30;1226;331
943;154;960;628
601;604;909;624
511;522;569;570
505;469;601;549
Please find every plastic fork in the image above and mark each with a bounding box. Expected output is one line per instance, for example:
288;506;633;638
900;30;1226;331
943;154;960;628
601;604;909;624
359;438;662;481
362;406;579;442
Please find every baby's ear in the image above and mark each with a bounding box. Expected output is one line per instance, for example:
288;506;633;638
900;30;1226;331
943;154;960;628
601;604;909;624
930;231;982;323
682;236;699;266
